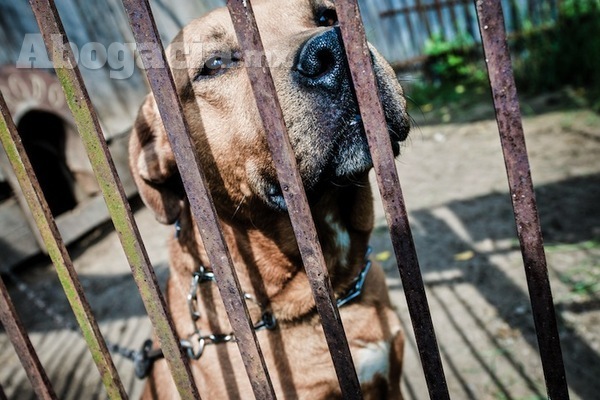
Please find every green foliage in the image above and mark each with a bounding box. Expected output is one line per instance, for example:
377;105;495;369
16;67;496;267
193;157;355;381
559;264;600;297
424;32;475;56
560;0;600;17
407;1;600;123
406;32;490;124
512;0;600;112
423;33;480;83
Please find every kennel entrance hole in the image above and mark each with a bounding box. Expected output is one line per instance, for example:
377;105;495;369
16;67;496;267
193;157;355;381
0;181;11;202
18;110;78;216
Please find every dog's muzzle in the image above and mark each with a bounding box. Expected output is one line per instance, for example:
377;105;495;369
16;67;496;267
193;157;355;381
295;27;347;92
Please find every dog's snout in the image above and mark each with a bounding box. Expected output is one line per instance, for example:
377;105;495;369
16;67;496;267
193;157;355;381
295;28;346;91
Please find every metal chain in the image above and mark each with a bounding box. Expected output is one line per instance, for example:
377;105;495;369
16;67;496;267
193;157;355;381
181;265;277;360
1;266;278;378
2;245;373;379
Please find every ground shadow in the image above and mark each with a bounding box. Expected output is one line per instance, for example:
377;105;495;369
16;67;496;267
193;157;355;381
376;173;600;399
2;172;598;399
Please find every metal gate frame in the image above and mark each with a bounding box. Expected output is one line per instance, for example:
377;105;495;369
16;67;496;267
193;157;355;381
0;0;569;399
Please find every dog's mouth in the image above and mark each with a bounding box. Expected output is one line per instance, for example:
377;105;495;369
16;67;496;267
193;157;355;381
263;109;408;212
331;111;407;175
257;27;409;212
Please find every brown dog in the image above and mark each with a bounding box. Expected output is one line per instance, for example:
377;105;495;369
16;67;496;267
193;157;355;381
129;0;409;398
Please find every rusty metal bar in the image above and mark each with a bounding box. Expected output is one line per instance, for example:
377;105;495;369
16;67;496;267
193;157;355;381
0;90;127;398
335;1;451;399
0;274;56;400
26;1;200;398
226;1;362;398
474;1;569;399
120;1;276;399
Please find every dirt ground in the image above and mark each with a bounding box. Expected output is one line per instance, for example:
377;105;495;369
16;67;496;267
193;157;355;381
1;106;599;399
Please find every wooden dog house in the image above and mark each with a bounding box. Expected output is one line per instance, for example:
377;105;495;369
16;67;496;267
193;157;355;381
0;0;223;269
0;66;137;269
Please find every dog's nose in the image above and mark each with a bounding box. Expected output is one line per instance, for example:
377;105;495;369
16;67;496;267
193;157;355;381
295;28;346;91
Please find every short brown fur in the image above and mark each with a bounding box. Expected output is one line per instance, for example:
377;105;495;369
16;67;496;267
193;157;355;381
130;1;408;398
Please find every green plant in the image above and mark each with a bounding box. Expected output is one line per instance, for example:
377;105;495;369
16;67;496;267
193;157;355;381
559;264;600;297
423;32;479;84
405;32;490;123
512;0;600;112
560;0;600;18
424;32;475;56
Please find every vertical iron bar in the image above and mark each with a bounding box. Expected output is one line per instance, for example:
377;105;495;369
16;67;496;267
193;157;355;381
27;1;200;398
226;1;362;398
0;91;127;399
335;1;451;399
0;275;57;400
475;1;569;399
119;1;276;398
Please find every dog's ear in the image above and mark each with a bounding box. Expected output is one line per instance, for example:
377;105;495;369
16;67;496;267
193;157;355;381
129;94;183;224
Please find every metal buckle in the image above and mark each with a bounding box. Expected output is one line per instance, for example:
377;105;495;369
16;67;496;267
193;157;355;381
180;334;206;360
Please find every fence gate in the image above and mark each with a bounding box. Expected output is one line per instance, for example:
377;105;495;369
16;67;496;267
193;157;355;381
0;0;569;399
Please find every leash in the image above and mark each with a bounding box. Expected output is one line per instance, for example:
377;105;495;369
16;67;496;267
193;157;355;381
4;238;373;380
135;245;374;378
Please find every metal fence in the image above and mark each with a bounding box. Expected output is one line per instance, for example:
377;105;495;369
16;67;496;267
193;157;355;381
0;0;568;399
364;0;561;68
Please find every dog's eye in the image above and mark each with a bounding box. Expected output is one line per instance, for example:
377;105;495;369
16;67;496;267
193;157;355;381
197;54;241;79
317;9;338;27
